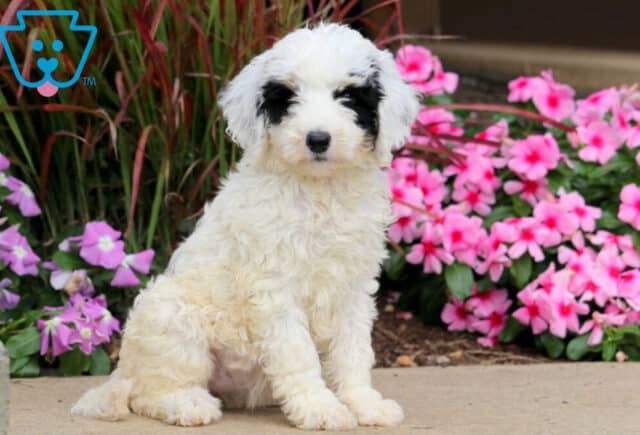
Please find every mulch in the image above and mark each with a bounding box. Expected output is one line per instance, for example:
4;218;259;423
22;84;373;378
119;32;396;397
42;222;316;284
372;302;549;368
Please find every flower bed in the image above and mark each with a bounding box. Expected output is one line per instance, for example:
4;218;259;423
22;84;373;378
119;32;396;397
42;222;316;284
387;45;640;361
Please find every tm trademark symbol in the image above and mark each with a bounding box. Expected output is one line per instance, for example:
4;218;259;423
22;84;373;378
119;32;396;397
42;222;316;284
82;76;97;86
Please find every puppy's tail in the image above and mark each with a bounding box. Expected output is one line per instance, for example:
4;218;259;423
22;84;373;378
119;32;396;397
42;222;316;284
71;369;133;421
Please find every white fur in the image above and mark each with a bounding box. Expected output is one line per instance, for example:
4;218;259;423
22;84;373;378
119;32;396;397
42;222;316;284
72;23;418;430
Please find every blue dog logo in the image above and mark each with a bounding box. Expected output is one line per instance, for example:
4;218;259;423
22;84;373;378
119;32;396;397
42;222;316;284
0;10;97;97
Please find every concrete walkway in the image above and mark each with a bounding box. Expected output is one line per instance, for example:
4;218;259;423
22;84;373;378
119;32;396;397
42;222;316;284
7;364;639;435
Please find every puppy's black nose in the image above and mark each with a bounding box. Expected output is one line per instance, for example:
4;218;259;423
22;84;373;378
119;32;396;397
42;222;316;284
306;131;331;154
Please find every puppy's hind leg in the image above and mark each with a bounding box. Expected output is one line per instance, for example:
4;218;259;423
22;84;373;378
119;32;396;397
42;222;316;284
119;276;222;427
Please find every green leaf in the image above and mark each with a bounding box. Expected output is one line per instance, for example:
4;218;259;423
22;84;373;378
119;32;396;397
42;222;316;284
540;332;565;358
444;263;474;300
89;347;111;375
509;255;532;289
598;210;622;230
383;250;406;281
9;356;30;374
11;355;40;377
511;196;532;217
602;341;616;362
59;348;92;376
6;327;41;359
566;334;592;360
52;251;86;271
499;316;526;343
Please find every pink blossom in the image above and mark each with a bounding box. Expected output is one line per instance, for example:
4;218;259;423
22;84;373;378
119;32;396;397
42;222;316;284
541;286;589;338
507;76;543;103
579;311;625;345
395;45;433;82
0;153;9;171
616;235;640;268
37;310;78;357
533;200;579;247
572;87;619;126
5;176;41;216
531;70;575;121
476;223;515;281
388;215;421;244
592;247;626;293
0;278;19;311
411;108;462;144
390;181;423;218
0;225;40;275
507;134;560;180
618;184;640;230
111;249;155;287
504;177;550;206
406;224;453;274
415;163;448;205
471;301;511;337
441;213;485;266
617;269;640;309
79;221;126;269
452;185;495;216
513;287;548;334
412;57;458;95
557;190;601;232
576;121;621;164
466;288;511;318
70;318;105;354
508;218;549;262
441;298;476;332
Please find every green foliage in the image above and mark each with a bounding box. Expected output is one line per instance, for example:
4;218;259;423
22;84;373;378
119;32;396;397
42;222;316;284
444;263;474;299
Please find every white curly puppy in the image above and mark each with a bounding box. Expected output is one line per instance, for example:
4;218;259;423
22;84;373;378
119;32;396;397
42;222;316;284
72;23;418;430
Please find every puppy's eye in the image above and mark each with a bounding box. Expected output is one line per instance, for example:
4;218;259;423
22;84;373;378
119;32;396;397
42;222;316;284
333;80;384;140
259;81;296;124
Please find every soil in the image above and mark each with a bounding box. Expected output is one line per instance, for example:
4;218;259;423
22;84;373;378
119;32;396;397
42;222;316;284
372;300;549;368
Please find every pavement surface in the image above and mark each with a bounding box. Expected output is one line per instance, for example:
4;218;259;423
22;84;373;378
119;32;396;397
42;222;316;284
7;364;640;435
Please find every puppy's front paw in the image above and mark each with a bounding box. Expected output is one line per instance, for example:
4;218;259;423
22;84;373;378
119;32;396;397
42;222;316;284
285;389;357;431
342;387;404;427
132;387;223;427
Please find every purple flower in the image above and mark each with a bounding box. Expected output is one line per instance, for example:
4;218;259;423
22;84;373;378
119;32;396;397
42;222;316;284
0;153;9;171
0;225;41;275
70;318;105;354
5;176;41;217
45;262;95;296
37;310;79;357
110;249;155;287
79;222;126;269
0;278;19;311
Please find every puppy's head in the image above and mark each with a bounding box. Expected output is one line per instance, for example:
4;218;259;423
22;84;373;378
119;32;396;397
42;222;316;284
219;23;419;176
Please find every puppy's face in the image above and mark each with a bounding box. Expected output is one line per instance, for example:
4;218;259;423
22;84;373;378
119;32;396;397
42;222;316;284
220;24;419;177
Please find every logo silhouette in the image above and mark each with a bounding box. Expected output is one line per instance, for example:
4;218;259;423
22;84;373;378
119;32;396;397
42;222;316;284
0;10;97;97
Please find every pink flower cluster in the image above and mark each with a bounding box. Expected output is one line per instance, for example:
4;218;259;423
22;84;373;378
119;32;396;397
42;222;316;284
395;45;458;96
441;288;511;347
0;153;41;217
37;294;120;356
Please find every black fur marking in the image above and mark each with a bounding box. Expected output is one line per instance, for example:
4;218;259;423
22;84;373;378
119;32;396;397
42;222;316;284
258;81;296;124
333;73;383;142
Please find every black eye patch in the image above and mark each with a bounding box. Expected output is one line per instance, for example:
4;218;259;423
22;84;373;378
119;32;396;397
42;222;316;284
333;75;384;141
258;81;296;124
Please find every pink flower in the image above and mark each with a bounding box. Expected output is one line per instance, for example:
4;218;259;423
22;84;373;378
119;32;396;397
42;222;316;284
412;108;462;144
0;225;40;275
452;185;495;216
618;184;640;230
395;45;433;82
415;164;448;205
508;218;549;262
507;134;560;180
70;318;105;354
572;87;619;126
576;121;621;164
466;288;511;318
441;213;485;266
37;310;78;357
412;57;458;95
388;215;421;244
541;286;589;338
471;302;511;337
531;70;575;121
441;298;475;332
110;249;155;287
558;190;601;232
592;247;626;293
0;278;19;311
0;153;9;171
533;200;579;247
79;221;126;269
507;76;543;103
579;311;625;345
405;224;453;274
5;176;41;216
504;177;550;206
513;287;548;334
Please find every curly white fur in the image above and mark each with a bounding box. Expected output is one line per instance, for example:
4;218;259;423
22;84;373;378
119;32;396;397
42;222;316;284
72;23;418;430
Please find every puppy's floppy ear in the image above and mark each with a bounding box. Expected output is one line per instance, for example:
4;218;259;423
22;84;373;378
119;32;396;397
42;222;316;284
218;52;268;157
374;49;420;166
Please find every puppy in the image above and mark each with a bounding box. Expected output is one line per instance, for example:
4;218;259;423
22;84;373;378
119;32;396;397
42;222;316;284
72;23;418;430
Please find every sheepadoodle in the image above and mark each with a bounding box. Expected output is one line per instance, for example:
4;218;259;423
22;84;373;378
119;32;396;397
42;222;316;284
72;23;418;430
